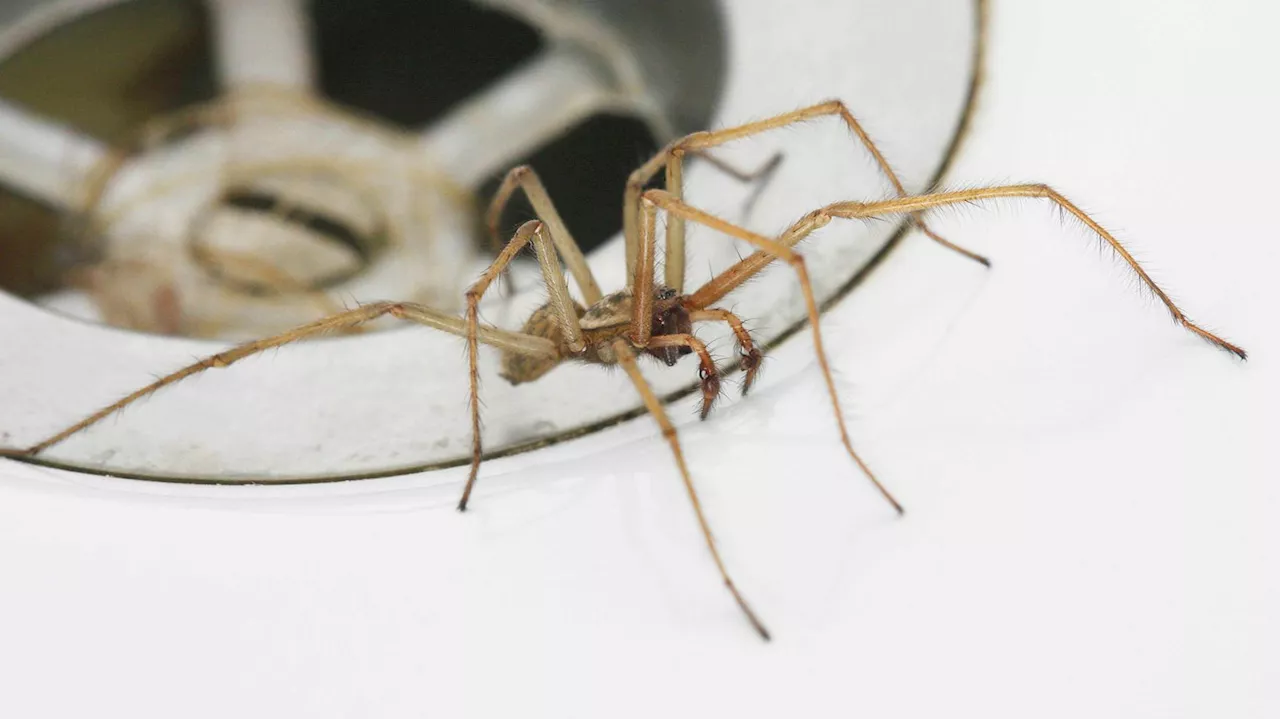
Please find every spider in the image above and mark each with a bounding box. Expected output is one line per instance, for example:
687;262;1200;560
1;100;1245;640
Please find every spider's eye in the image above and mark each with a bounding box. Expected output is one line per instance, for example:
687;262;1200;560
655;286;677;301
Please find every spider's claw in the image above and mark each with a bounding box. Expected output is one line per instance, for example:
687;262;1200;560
739;349;762;396
698;367;721;420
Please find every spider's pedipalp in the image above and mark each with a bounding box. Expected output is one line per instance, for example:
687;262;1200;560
640;188;905;515
689;307;763;395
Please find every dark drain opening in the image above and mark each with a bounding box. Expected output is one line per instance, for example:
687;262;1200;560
313;0;662;256
314;0;542;128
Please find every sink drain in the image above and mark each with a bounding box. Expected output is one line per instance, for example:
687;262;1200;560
0;0;983;482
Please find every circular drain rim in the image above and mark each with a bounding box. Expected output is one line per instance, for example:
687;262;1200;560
2;0;988;484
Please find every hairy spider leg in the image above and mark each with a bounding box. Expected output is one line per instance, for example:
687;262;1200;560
688;185;1245;360
624;99;988;296
458;220;593;510
610;339;771;641
634;189;905;515
487;156;779;299
3;302;555;458
485;165;602;303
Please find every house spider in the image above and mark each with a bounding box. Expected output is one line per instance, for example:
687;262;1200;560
1;100;1245;640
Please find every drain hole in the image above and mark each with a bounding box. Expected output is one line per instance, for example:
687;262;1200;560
313;0;661;253
314;0;543;127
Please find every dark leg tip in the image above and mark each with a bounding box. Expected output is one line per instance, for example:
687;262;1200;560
699;397;716;420
698;371;721;420
456;500;469;513
739;350;762;396
885;494;906;517
1186;322;1247;361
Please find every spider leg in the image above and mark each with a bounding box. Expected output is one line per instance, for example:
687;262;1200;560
485;165;602;303
658;150;787;293
2;301;555;459
457;220;596;510
689;309;763;395
611;339;770;641
641;189;905;515
624;101;987;293
816;185;1244;359
680;100;988;266
688;184;1245;358
683;210;829;310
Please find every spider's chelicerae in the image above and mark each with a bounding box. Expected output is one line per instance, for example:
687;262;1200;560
2;101;1245;640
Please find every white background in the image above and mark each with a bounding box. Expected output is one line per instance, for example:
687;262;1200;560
1;1;1277;717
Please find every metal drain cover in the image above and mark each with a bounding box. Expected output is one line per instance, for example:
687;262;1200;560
0;0;981;482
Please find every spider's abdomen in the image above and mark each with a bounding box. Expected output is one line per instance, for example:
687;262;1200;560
578;290;633;331
499;301;581;385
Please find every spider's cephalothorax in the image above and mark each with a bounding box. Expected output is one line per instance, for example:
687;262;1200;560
500;285;694;386
646;286;695;367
